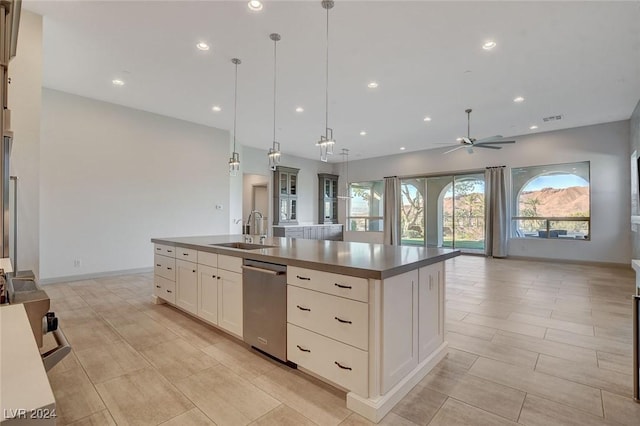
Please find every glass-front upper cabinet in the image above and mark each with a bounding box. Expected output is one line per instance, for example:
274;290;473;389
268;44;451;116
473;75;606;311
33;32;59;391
318;173;339;224
273;166;300;225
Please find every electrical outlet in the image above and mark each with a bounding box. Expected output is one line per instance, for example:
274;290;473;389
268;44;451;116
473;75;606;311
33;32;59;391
73;259;81;268
215;204;223;210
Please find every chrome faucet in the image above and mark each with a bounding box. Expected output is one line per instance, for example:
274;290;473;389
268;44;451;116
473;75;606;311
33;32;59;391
245;210;265;243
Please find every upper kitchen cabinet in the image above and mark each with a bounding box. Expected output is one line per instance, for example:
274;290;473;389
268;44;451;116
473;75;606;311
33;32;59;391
318;173;339;224
273;166;299;225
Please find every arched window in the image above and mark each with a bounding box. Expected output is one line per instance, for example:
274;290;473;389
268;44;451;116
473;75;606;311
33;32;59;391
512;162;590;239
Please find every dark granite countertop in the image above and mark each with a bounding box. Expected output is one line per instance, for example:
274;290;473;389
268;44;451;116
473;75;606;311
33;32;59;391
151;235;460;279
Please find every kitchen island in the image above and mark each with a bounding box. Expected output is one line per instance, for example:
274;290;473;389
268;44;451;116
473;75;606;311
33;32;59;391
151;235;459;423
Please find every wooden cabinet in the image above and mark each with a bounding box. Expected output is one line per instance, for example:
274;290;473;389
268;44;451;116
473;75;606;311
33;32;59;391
176;259;198;315
318;173;339;224
198;264;218;324
418;262;444;362
273;166;299;225
217;268;243;337
287;266;369;397
272;224;343;241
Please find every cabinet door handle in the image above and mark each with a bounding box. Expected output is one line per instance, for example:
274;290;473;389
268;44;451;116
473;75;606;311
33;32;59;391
212;275;216;278
296;345;311;353
167;250;173;253
155;285;161;288
334;361;352;371
296;305;311;312
192;269;196;273
334;316;352;324
156;248;161;251
217;276;221;280
296;275;311;281
183;253;189;256
334;283;352;289
166;290;172;293
156;264;161;267
167;267;173;270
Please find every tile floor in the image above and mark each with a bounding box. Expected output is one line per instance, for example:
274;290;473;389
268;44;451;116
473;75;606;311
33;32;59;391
40;256;640;425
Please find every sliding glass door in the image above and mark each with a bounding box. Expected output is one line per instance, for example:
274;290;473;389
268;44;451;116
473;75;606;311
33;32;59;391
401;173;485;253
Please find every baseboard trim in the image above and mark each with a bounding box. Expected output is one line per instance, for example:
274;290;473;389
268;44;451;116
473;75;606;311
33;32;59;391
346;342;448;423
39;267;153;285
506;255;631;269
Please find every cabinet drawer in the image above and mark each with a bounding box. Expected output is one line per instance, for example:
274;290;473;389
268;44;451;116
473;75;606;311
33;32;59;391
154;254;175;281
154;244;175;257
154;275;175;304
287;324;368;397
197;251;218;268
288;266;368;302
218;254;242;274
176;247;197;262
288;286;368;350
285;229;304;239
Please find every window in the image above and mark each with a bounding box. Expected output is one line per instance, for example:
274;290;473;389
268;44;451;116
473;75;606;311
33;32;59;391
512;161;590;240
348;181;384;231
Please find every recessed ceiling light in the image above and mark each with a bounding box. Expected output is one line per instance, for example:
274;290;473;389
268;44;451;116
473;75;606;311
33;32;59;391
196;42;210;51
513;96;525;103
400;147;406;151
247;0;263;11
360;131;367;136
295;106;304;113
482;41;497;50
529;125;538;130
112;79;125;86
212;106;222;112
423;116;432;122
367;81;379;89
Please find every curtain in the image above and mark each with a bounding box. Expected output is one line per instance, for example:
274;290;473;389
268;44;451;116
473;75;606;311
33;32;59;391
383;176;401;245
485;166;509;257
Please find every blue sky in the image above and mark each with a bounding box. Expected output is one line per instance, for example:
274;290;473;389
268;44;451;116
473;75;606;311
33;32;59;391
525;174;588;191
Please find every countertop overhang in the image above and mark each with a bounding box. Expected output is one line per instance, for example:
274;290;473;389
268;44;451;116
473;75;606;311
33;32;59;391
151;235;460;279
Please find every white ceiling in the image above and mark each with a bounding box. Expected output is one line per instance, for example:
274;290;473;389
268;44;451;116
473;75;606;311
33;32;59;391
25;0;640;162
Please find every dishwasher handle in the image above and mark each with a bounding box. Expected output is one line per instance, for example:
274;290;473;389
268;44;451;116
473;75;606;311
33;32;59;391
241;265;285;276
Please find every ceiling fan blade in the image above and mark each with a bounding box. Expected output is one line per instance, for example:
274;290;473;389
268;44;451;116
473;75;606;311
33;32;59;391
475;145;502;150
474;135;503;143
475;140;516;145
442;145;467;154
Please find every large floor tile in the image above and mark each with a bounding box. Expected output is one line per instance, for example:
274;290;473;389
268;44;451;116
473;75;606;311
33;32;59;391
201;339;279;380
250;365;352;426
340;412;417;425
95;368;193;425
518;394;608;426
251;404;316;426
426;398;518;426
140;338;218;382
461;313;546;338
535;354;632;397
66;410;116;426
159;408;215;426
175;365;280;426
75;340;149;384
446;332;538;368
62;321;121;352
468;357;603;417
507;312;594;336
112;316;181;350
391;383;447;425
492;330;598;365
601;390;640;426
47;366;106;424
544;328;631;356
445;320;497;341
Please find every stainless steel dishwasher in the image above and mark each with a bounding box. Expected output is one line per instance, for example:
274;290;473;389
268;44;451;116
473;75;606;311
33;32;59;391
242;259;288;363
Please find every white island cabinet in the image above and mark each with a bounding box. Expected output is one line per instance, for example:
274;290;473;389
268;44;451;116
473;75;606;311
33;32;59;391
151;236;457;423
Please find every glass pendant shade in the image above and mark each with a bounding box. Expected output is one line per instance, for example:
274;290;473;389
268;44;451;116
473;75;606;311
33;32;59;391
229;151;240;176
268;141;281;170
268;33;282;171
229;58;241;176
316;0;335;162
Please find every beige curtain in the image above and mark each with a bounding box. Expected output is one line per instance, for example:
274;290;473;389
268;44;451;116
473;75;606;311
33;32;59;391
383;176;401;245
485;166;509;257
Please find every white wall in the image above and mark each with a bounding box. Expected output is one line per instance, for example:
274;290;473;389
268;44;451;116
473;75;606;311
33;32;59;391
40;89;230;281
9;10;42;276
340;120;631;264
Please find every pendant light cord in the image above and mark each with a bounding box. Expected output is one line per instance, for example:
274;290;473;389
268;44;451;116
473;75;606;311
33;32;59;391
273;38;277;143
325;4;329;134
233;61;238;152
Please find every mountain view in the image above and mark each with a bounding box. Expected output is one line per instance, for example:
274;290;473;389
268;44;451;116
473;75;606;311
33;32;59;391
517;186;589;217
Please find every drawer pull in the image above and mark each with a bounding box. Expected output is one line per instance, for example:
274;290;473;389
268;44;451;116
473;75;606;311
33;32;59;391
334;283;352;289
183;253;189;256
155;285;161;288
192;269;196;273
166;290;173;293
334;316;352;324
296;275;311;281
334;361;352;371
296;345;311;353
167;250;173;253
296;305;311;312
156;264;161;267
167;267;173;270
156;248;161;251
217;276;221;280
212;275;216;278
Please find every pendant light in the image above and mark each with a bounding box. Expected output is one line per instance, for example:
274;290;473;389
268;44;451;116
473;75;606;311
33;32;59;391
267;33;282;171
229;58;241;176
337;148;352;199
316;0;335;162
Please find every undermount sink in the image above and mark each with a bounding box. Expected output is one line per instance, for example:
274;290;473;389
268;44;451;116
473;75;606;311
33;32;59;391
210;242;276;250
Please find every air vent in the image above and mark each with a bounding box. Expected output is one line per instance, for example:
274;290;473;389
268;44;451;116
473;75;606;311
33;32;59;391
542;114;563;123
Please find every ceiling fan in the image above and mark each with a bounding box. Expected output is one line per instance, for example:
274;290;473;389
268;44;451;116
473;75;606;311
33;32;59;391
442;109;515;154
